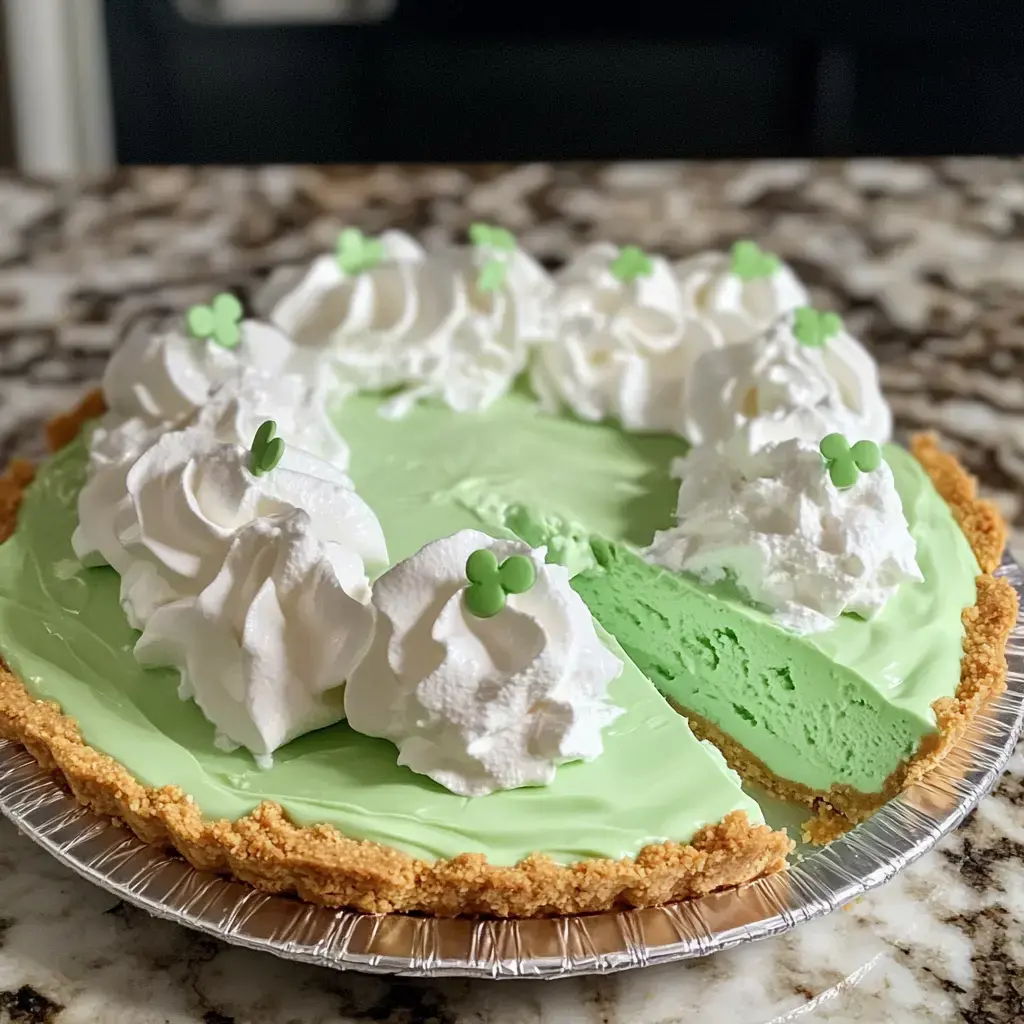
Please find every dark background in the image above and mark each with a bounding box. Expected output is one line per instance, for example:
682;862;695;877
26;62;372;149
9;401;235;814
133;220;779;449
106;0;1024;164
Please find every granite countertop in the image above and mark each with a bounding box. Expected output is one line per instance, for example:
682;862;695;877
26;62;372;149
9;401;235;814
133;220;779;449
0;160;1022;1023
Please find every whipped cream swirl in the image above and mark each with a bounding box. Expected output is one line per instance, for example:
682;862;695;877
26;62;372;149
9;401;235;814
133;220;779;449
683;310;892;451
258;230;426;346
73;416;164;569
102;316;303;428
530;242;717;434
135;509;373;767
74;369;351;566
345;529;624;796
646;436;923;634
260;231;553;417
377;244;554;418
193;369;349;467
674;249;809;345
88;427;386;628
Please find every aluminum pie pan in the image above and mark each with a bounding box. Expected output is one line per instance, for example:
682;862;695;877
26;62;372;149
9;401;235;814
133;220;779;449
0;557;1021;980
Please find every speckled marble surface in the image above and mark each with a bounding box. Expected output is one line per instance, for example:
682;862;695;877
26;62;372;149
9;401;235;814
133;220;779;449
0;161;1022;1023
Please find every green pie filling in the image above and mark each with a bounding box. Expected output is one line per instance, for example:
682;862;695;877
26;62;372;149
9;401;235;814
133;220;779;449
0;388;979;865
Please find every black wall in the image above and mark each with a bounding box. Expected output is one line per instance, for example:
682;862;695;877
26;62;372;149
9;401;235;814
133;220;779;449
105;0;1024;163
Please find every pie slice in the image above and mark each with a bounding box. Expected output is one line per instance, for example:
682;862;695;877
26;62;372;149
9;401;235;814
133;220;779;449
573;439;1013;827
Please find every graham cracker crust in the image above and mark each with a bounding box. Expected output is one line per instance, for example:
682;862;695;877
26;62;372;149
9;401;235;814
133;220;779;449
682;434;1018;844
0;390;792;917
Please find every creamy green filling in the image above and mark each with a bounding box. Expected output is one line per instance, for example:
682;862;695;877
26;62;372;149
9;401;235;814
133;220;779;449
0;429;759;865
333;386;686;571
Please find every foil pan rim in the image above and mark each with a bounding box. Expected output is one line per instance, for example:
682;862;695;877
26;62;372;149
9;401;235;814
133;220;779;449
1;557;1021;980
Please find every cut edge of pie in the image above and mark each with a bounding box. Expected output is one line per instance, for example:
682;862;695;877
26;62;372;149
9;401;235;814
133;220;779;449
0;392;1014;917
680;434;1018;845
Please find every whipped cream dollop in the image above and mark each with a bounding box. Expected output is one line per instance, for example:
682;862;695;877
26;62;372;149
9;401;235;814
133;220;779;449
86;427;386;628
74;369;351;566
260;231;552;416
683;310;892;451
530;242;717;434
674;248;809;346
376;243;554;418
73;416;163;569
345;529;624;796
646;436;923;634
135;509;373;767
192;369;349;467
258;229;426;344
102;316;303;428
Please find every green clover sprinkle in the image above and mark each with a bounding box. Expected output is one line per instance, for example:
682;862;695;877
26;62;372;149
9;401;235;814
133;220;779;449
730;240;781;281
793;306;843;348
464;548;537;618
469;223;516;293
498;555;536;594
819;433;882;489
610;245;654;283
249;419;285;477
469;222;516;252
476;259;508;293
186;293;243;349
336;228;385;275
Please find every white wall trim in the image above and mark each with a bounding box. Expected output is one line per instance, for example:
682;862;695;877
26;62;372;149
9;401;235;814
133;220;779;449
5;0;115;177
